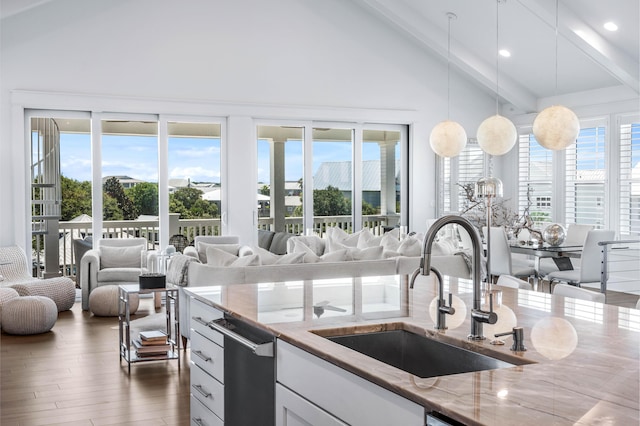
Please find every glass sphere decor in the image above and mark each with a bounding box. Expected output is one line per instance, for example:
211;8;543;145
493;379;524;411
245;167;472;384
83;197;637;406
429;120;467;158
542;223;566;246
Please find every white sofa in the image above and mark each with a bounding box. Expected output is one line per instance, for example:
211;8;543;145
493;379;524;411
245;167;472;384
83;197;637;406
171;230;472;344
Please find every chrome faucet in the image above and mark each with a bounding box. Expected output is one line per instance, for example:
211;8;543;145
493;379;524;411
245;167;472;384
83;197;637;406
410;265;454;330
415;215;497;340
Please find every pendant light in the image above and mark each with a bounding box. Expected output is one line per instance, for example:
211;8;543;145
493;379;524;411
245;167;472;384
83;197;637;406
477;0;517;156
532;0;580;150
430;12;467;158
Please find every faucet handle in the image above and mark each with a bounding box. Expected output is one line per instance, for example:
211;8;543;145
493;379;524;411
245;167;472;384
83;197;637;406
494;327;527;352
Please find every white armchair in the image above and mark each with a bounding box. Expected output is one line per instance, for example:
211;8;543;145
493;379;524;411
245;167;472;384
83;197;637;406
80;238;148;310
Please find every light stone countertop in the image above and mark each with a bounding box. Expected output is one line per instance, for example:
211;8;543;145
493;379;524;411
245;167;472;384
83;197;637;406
185;274;639;425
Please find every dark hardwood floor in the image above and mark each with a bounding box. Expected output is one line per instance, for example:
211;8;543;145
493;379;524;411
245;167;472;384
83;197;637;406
0;298;190;426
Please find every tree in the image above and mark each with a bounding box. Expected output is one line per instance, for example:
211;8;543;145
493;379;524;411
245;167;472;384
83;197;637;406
60;175;92;221
127;182;158;216
313;186;351;216
362;200;378;215
169;187;218;219
103;177;137;219
260;185;270;196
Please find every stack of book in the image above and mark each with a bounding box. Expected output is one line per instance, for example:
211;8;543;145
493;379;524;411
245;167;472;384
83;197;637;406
133;330;170;359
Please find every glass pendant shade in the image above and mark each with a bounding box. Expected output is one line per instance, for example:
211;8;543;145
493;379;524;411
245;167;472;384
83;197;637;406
477;114;517;156
429;120;467;158
532;105;580;150
475;176;503;198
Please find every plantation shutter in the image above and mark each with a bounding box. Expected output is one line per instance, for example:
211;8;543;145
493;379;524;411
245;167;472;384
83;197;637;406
437;140;485;216
518;133;553;227
565;126;606;228
619;120;640;237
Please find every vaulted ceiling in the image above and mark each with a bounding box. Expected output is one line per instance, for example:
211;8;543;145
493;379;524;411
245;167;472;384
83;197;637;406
355;0;639;114
3;0;638;116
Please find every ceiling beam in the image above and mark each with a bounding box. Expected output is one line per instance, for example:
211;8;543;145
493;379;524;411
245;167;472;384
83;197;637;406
516;0;639;95
357;0;538;112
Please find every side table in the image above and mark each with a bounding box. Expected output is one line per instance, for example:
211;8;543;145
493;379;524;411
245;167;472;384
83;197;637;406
118;284;180;373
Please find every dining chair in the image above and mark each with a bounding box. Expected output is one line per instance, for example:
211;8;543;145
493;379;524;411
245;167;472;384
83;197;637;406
483;226;536;280
546;229;615;292
496;274;533;290
552;283;605;303
537;224;594;275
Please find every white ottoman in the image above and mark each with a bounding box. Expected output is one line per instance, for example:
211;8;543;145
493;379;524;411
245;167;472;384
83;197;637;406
2;296;57;335
0;287;21;328
10;277;76;312
89;285;139;317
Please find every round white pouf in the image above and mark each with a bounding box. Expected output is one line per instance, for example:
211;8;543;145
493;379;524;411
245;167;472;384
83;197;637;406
0;287;21;328
89;285;139;317
2;296;57;335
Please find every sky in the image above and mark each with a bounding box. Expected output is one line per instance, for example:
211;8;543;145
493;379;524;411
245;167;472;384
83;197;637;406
60;133;392;185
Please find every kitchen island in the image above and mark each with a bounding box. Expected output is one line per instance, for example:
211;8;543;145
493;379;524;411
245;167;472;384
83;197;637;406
184;273;639;425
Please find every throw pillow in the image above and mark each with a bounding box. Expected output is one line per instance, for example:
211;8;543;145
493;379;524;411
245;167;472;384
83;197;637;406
326;226;349;241
232;254;260;267
347;245;384;261
341;230;361;247
250;246;305;265
380;233;400;253
293;241;347;263
198;242;240;263
398;236;422;257
206;247;240;267
100;245;144;269
357;228;382;249
206;247;260;267
431;241;451;256
274;252;305;265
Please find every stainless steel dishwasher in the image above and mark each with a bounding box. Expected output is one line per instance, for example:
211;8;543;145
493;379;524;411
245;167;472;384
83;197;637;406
207;315;275;426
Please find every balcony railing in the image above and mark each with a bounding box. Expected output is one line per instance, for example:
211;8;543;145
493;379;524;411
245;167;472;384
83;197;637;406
55;214;399;280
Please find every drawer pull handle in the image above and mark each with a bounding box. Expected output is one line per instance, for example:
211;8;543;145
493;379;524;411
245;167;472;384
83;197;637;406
192;316;208;326
193;384;212;398
192;417;205;426
192;350;212;362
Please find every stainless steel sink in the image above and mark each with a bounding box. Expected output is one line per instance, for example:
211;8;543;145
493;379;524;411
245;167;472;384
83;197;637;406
312;323;529;379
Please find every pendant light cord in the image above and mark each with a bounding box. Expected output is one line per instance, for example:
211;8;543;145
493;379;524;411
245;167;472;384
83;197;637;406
495;1;500;115
446;13;454;119
554;0;559;95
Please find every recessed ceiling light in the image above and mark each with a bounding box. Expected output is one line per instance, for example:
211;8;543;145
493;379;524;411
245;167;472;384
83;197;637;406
499;49;511;58
604;21;618;31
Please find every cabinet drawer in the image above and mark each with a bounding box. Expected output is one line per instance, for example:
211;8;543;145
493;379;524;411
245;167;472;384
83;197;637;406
190;394;223;426
191;331;224;381
191;298;224;345
191;363;225;420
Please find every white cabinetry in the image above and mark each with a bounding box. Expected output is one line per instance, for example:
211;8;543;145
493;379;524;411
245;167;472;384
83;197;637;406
276;383;347;426
189;298;224;425
276;340;424;426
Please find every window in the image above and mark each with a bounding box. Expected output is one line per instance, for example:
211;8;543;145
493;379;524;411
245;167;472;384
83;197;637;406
258;124;408;236
168;121;222;238
438;139;486;216
565;125;606;228
518;133;553;227
619;119;640;237
256;125;304;234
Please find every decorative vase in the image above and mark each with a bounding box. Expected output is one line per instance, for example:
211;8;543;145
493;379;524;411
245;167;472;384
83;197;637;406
542;224;566;246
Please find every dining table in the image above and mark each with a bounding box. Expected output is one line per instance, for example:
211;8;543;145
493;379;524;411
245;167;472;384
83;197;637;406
509;242;583;288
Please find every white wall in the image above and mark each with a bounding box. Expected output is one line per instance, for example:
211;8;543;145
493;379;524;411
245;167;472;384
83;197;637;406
0;0;495;246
